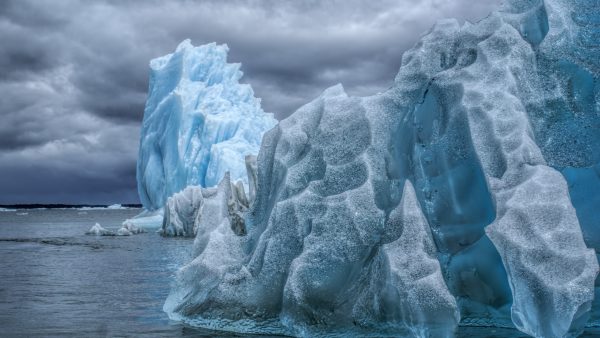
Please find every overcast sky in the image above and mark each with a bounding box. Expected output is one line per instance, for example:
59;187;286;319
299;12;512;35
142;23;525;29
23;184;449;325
0;0;501;205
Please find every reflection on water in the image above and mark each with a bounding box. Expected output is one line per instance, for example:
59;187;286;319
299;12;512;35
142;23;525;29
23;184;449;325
0;209;597;337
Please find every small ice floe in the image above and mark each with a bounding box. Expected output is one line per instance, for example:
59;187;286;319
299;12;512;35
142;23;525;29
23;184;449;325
117;228;132;236
122;209;163;230
118;221;145;235
0;208;16;212
85;223;115;236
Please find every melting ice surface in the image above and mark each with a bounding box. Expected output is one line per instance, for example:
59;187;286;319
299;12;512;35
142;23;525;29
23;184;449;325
159;0;600;337
136;39;277;211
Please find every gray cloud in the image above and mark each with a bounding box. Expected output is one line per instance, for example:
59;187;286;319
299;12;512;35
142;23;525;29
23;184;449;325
0;0;500;204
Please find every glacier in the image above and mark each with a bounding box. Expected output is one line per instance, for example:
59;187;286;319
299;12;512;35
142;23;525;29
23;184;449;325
161;0;599;337
136;39;277;211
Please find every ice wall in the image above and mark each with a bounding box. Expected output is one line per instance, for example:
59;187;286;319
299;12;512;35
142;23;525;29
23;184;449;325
136;40;277;210
165;0;599;337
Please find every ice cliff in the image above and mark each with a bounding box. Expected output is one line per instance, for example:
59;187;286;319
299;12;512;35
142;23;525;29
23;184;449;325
163;0;599;337
136;40;277;211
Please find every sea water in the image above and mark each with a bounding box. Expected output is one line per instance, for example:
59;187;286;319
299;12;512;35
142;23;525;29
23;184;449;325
0;208;597;337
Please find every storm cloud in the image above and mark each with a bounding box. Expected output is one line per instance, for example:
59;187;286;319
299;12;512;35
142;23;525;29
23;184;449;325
0;0;500;204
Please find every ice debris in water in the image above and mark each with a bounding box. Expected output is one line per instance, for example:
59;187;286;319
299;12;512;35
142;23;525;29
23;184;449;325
118;221;146;236
163;0;599;337
122;209;164;230
86;222;145;236
85;223;115;236
107;204;127;210
136;39;277;211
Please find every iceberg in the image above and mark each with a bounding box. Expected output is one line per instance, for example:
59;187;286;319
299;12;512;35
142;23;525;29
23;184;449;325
136;39;277;211
163;0;599;336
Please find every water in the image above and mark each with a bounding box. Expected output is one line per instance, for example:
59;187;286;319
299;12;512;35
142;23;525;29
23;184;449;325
0;208;232;337
0;208;597;337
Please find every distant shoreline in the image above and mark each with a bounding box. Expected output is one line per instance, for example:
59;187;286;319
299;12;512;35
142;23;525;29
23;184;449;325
0;204;142;210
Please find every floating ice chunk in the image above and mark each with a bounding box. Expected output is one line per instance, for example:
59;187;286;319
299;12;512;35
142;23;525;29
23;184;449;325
122;209;163;230
117;228;132;236
107;204;127;210
79;206;102;211
85;223;115;236
120;220;146;235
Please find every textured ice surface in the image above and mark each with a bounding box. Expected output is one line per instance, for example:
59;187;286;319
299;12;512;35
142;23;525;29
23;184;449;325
161;186;204;237
160;156;257;238
117;228;132;236
136;40;277;210
85;223;115;236
165;0;599;337
119;221;145;235
122;209;164;230
381;181;460;335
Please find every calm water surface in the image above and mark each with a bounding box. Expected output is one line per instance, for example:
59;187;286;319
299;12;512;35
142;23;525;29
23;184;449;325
0;208;231;337
0;208;597;337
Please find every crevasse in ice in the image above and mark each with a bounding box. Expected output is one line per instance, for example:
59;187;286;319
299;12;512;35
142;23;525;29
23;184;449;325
136;39;277;210
164;0;599;337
